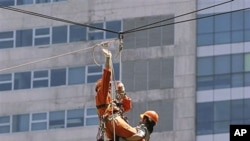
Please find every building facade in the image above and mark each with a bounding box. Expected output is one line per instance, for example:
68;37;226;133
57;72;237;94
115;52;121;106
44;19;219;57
0;0;247;141
196;0;250;141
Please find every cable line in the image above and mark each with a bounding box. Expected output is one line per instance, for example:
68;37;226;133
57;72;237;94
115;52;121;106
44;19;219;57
123;7;250;34
0;4;119;34
122;0;234;34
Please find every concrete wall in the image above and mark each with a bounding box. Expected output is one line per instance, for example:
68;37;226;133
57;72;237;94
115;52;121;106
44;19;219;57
0;0;196;140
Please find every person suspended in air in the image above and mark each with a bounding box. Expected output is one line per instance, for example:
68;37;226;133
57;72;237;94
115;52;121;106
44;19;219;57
95;48;159;141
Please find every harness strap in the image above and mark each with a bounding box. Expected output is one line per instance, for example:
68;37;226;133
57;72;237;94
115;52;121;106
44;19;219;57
96;103;109;109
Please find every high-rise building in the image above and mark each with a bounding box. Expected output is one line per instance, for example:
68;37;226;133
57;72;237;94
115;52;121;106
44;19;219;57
196;0;250;141
0;0;248;141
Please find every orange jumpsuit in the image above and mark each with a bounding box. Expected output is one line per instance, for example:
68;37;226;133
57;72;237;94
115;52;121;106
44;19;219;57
95;68;137;140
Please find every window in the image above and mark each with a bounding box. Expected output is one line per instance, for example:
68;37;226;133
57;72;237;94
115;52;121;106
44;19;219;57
197;57;213;76
32;70;49;88
85;108;98;126
106;21;121;39
50;68;66;87
69;25;86;42
87;65;103;83
68;67;85;85
0;116;10;133
12;114;30;132
52;26;67;44
14;72;31;90
231;73;244;87
67;109;84;128
17;0;33;5
35;0;51;3
88;23;104;40
31;112;47;131
214;74;230;89
0;74;12;91
0;31;14;49
34;27;50;46
214;55;230;74
197;76;214;91
197;14;214;34
197;34;214;46
214;13;230;32
0;0;14;6
232;54;244;73
232;11;244;31
196;102;213;135
16;29;33;47
231;100;244;121
245;53;250;72
49;111;65;129
245;10;250;29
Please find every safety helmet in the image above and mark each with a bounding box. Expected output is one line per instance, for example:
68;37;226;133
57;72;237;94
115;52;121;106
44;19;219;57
116;81;125;92
140;110;159;124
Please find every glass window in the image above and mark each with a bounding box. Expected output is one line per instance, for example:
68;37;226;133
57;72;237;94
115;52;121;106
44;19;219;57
53;0;66;2
232;54;244;73
49;111;65;129
12;114;30;132
231;100;244;120
106;21;121;38
14;72;31;90
68;67;85;85
113;63;120;81
85;108;98;126
34;27;50;46
245;10;250;29
16;29;33;47
197;14;214;34
196;121;213;135
214;101;230;121
244;99;250;119
215;55;230;74
214;13;230;32
214;121;229;134
87;65;103;83
88;23;104;40
245;72;250;86
0;0;14;6
0;31;14;49
52;26;67;44
231;73;244;88
232;31;244;43
197;76;214;91
214;32;230;44
245;30;250;42
197;57;213;76
67;109;84;128
50;68;66;87
232;11;244;30
197;102;213;122
69;25;86;42
36;0;51;3
245;53;250;72
17;0;33;5
31;113;47;131
197;34;213;46
214;74;231;89
33;70;49;88
0;74;12;91
0;116;10;133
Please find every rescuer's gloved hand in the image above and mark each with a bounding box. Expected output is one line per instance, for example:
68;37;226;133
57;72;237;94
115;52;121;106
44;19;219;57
102;48;112;58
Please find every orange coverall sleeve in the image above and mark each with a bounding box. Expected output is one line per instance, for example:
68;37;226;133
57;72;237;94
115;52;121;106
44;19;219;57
95;68;112;115
121;95;132;113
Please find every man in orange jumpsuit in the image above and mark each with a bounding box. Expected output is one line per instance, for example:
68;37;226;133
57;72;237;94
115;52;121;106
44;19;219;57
95;48;159;141
95;48;137;141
